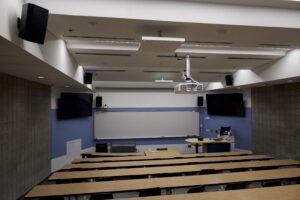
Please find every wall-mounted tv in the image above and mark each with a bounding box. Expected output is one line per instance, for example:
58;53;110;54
206;93;245;117
57;93;93;120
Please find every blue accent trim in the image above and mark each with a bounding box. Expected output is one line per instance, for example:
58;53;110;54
95;137;188;145
51;109;94;158
95;107;199;112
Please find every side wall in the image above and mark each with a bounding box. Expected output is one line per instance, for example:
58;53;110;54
0;73;51;200
51;88;94;172
252;83;300;159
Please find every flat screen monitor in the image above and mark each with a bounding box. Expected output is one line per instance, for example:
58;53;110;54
57;93;93;120
206;93;245;117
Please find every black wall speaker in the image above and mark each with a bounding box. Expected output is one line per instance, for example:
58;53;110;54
96;96;102;107
18;3;49;44
84;72;93;84
198;96;203;107
225;75;234;86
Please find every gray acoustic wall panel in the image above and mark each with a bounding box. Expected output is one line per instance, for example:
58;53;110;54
252;82;300;160
0;73;51;200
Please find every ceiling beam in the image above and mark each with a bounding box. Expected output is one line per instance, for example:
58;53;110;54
206;49;300;90
26;0;300;29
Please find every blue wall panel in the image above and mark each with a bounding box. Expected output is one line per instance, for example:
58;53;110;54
51;107;252;159
51;109;94;158
199;107;252;150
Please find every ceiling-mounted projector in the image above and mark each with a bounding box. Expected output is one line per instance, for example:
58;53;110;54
174;55;204;94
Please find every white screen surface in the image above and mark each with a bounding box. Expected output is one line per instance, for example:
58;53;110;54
94;111;199;139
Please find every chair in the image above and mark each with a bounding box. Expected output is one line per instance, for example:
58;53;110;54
153;172;182;178
96;143;108;153
110;143;137;153
262;180;282;187
230;168;249;173
90;193;113;199
139;188;161;197
198;169;218;175
187;185;205;193
252;166;278;171
40;197;64;200
206;143;231;153
156;148;168;151
81;153;92;158
225;182;247;190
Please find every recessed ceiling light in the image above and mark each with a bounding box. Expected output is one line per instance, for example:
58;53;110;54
38;76;45;79
88;21;97;26
216;29;228;34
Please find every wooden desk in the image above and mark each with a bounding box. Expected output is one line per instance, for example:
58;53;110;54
49;159;300;181
119;185;300;200
186;138;232;153
144;150;180;156
64;155;272;170
87;152;145;157
74;152;250;163
26;168;300;198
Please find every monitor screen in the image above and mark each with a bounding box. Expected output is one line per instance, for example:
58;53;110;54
206;93;245;117
57;93;93;120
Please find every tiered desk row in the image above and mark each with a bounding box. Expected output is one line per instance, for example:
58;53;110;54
25;151;300;199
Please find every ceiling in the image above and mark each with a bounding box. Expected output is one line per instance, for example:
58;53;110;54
0;36;88;90
47;14;300;87
185;0;300;10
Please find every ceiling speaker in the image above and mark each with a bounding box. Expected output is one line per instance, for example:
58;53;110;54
198;96;203;107
225;75;234;86
84;72;93;84
18;3;49;44
96;96;102;107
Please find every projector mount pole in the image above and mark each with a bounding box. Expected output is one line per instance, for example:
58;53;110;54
185;55;191;81
184;55;199;83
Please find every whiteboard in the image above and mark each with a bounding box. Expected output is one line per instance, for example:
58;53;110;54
94;111;199;139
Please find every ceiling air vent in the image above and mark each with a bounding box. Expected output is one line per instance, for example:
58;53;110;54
186;41;233;45
259;43;290;48
75;52;131;57
198;71;232;74
144;70;180;73
227;57;273;61
157;55;206;60
88;69;126;72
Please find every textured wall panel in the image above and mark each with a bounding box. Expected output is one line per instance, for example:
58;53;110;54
0;73;51;200
252;83;300;160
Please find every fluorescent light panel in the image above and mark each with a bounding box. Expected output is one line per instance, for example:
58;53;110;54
65;39;141;51
154;79;174;83
142;36;185;42
176;44;289;56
